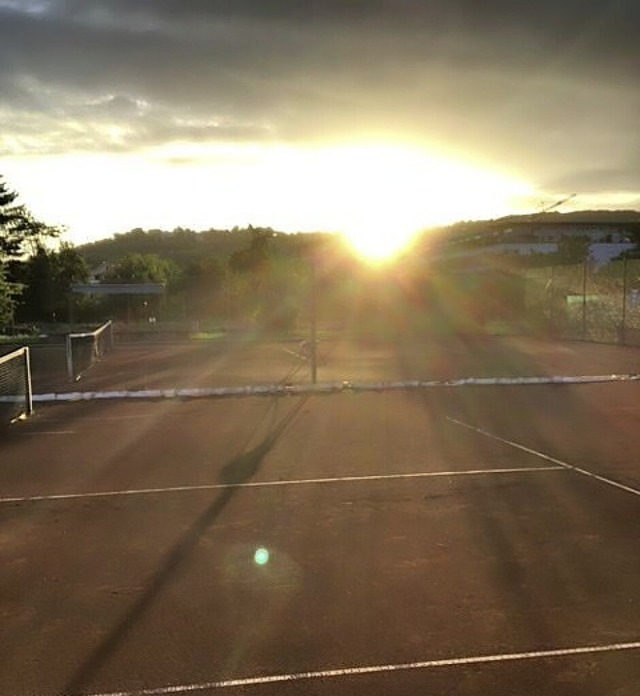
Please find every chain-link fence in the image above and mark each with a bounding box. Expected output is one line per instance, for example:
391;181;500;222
524;258;640;344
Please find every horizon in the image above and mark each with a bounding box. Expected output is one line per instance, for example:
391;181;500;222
75;206;640;244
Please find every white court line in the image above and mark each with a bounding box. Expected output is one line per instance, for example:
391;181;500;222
82;415;158;421
68;640;640;695
447;417;640;498
23;430;76;436
44;415;157;424
0;466;564;504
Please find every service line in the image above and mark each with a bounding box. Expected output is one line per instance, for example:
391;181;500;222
447;417;640;498
0;466;564;504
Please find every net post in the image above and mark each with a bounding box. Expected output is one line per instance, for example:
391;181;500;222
24;347;33;415
65;333;74;381
107;319;114;351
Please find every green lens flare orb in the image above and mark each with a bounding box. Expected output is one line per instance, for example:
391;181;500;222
254;547;269;566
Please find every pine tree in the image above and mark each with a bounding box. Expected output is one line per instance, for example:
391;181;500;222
0;175;62;324
0;264;18;325
0;175;60;261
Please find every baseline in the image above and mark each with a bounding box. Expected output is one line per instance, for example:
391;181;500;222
64;640;640;695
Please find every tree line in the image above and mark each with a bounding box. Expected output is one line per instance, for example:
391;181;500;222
0;174;348;330
0;170;425;337
5;172;639;336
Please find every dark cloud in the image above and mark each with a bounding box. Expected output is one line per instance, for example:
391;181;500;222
0;0;639;198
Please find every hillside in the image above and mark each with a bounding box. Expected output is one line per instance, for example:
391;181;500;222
77;226;329;267
422;209;640;247
498;210;640;224
76;211;640;268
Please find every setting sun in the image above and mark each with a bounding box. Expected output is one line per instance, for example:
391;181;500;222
302;143;533;262
343;224;415;262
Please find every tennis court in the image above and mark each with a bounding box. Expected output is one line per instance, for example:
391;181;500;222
1;335;639;695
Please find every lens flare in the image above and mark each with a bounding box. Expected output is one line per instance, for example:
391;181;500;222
254;547;270;566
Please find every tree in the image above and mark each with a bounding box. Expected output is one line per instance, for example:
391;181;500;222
11;245;89;322
0;175;61;261
0;174;63;324
106;253;179;285
181;256;225;320
0;264;19;325
104;253;180;322
228;228;271;274
226;229;274;324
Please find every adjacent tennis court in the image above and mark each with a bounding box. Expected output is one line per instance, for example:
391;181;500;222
1;335;639;695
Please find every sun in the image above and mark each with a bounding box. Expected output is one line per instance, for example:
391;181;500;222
288;142;533;263
340;213;421;263
345;227;412;262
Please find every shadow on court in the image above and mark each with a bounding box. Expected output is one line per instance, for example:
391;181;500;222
63;396;307;695
393;339;640;694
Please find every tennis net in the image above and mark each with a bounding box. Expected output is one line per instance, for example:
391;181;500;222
0;347;33;426
66;320;114;381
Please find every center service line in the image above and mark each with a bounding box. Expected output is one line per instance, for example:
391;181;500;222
64;641;640;695
447;417;640;498
0;466;565;504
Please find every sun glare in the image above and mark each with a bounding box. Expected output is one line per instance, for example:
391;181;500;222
292;143;533;263
345;225;412;262
5;141;532;248
339;211;421;263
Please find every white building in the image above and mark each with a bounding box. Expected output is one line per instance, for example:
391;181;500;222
444;221;639;265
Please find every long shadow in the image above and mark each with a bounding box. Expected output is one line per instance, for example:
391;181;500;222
64;395;307;695
393;335;635;693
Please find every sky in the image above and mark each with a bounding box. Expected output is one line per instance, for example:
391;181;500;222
1;0;639;258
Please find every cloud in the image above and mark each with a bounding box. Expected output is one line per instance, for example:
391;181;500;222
542;165;640;195
0;0;638;197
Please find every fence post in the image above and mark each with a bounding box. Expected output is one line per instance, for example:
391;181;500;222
621;257;628;344
581;259;587;339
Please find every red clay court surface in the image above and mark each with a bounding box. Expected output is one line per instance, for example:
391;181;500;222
1;336;639;695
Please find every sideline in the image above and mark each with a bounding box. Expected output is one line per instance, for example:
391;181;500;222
448;417;640;498
0;466;565;504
